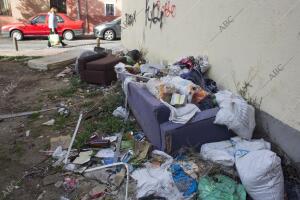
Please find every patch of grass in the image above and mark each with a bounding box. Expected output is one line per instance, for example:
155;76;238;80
30;126;44;138
43;142;50;151
99;91;124;117
28;112;40;121
53;114;68;130
0;56;41;62
58;87;77;98
96;116;125;133
96;116;137;133
85;90;102;98
57;76;86;98
73;83;139;149
82;101;94;108
47;92;57;100
74;120;98;149
70;76;83;88
11;143;24;156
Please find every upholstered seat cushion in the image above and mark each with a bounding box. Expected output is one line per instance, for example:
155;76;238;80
86;54;124;71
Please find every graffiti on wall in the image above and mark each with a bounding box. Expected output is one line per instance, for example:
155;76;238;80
123;11;137;27
145;0;176;29
161;1;176;17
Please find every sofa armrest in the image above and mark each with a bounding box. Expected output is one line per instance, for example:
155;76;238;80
126;82;170;149
78;52;108;71
160;107;235;153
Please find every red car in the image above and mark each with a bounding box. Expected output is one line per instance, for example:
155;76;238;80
1;13;84;41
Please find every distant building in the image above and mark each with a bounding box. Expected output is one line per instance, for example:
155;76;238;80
0;0;121;33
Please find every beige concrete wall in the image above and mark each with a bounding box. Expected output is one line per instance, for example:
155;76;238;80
1;0;50;30
122;0;300;132
10;0;50;20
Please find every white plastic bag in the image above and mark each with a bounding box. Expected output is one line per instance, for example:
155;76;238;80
236;150;284;200
49;34;60;46
200;140;235;166
114;62;126;77
132;150;183;200
200;137;271;166
214;90;256;139
113;106;129;119
146;78;164;99
232;137;271;157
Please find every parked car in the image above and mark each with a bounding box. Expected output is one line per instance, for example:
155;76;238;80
94;17;121;41
1;13;84;41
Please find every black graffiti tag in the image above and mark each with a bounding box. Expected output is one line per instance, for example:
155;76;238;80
145;0;164;29
124;11;137;27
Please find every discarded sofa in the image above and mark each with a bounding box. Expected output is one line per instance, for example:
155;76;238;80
126;82;235;153
78;52;126;85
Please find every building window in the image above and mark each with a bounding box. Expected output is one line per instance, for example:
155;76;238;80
0;0;11;16
105;4;115;16
50;0;66;13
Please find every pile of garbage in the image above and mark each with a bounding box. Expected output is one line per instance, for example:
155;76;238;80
49;126;285;200
45;50;293;200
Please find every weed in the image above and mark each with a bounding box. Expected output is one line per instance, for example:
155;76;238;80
236;81;262;109
233;66;263;109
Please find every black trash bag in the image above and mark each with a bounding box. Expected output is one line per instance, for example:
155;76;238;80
127;49;142;63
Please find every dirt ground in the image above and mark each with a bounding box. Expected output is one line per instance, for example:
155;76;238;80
0;61;70;199
0;60;129;200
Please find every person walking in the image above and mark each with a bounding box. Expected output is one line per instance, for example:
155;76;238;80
48;7;67;48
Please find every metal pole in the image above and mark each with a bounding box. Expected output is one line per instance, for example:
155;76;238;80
96;37;100;47
64;113;83;164
13;37;19;51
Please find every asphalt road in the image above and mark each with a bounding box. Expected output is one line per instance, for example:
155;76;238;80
0;36;122;55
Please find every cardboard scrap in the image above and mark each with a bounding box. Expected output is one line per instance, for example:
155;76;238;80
72;151;93;165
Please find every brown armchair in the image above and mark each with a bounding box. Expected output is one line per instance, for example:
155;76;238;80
78;52;126;85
